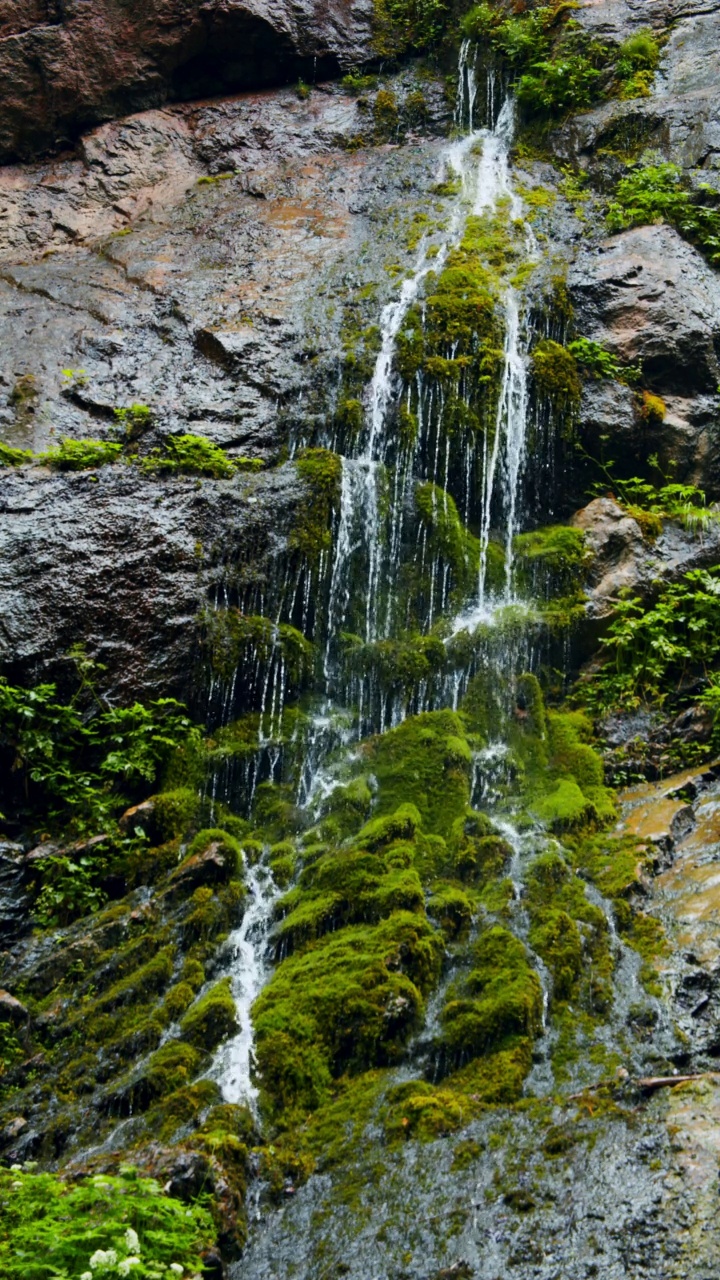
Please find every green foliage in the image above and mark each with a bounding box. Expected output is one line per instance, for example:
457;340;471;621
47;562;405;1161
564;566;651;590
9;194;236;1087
513;524;586;599
290;448;342;561
113;403;153;440
0;1166;214;1280
531;340;581;416
607;161;720;266
615;29;659;98
373;89;399;140
525;851;611;1008
0;442;32;467
0;673;200;836
582;568;720;709
140;434;237;478
365;710;472;838
180;978;239;1049
568;337;640;384
36;438;123;471
203;608;314;685
439;925;542;1069
373;0;450;56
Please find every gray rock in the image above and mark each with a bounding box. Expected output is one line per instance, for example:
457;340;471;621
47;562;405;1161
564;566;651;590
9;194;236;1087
0;462;304;700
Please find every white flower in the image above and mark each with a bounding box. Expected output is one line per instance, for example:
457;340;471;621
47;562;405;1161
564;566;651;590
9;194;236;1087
81;1273;93;1280
124;1228;140;1254
118;1258;141;1276
89;1249;118;1270
169;1266;184;1276
9;1164;22;1173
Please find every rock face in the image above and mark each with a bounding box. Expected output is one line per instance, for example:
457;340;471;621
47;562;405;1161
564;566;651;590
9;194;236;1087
572;497;720;617
0;462;303;700
0;0;374;162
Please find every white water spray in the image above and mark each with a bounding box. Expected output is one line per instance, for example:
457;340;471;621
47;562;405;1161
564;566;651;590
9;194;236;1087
211;857;280;1107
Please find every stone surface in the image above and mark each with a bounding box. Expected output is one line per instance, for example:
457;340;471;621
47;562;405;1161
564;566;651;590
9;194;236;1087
0;462;303;700
0;0;374;163
572;497;720;616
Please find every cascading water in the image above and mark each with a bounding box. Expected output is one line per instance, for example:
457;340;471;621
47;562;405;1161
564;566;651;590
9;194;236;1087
215;44;544;1107
211;856;281;1106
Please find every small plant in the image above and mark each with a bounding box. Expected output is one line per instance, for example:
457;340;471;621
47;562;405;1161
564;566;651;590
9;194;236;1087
615;29;660;99
607;161;720;266
36;438;123;471
0;442;32;467
140;434;236;479
341;70;378;94
568;337;640;384
0;1166;214;1280
581;568;720;710
114;403;153;440
296;79;311;101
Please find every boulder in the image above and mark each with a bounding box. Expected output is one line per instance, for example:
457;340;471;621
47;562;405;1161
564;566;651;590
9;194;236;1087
572;496;720;617
0;989;29;1023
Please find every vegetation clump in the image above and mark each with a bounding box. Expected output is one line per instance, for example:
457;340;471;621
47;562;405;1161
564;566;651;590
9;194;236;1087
140;434;240;478
290;447;342;561
0;1166;214;1280
37;438;123;471
607;161;720;266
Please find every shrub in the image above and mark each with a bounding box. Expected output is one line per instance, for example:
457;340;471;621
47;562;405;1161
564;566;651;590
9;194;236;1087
37;438;123;470
0;1166;214;1280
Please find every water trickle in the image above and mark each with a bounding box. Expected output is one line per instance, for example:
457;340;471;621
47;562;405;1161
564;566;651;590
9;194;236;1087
211;856;281;1107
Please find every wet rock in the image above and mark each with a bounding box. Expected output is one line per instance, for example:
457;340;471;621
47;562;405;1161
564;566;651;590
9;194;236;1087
0;463;303;700
169;842;237;895
1;1116;28;1144
0;989;29;1023
0;841;31;943
0;0;374;163
572;496;720;617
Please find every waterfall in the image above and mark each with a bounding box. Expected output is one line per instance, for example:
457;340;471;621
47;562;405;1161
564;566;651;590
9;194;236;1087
211;856;281;1107
215;43;541;1106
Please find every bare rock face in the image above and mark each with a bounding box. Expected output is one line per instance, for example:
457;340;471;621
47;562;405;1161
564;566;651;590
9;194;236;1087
0;0;374;162
572;496;720;617
0;462;303;701
569;224;720;488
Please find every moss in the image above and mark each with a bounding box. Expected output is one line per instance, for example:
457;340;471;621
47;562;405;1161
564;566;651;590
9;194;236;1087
290;448;342;561
439;926;542;1070
203;610;314;685
373;89;399;141
143;1041;202;1097
180;977;239;1050
356;802;422;850
426;884;473;938
152;787;201;840
93;945;175;1013
162;981;196;1021
524;852;612;1010
336;398;364;438
187;827;242;873
0;442;32;467
140;433;236;478
383;1080;465;1142
531;339;581;419
639;389;666;425
415;482;480;599
513;525;586;599
148;1079;222;1141
453;832;512;885
275;847;425;954
37;439;123;471
253;911;442;1117
444;1040;534;1106
364;711;472;839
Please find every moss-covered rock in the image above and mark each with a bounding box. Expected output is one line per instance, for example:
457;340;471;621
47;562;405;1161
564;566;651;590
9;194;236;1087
180;977;239;1050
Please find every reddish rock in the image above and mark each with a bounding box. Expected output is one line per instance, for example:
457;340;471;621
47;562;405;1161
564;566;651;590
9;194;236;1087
0;0;373;162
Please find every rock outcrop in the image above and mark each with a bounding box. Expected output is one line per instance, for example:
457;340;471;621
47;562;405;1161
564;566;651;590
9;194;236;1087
0;0;374;162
